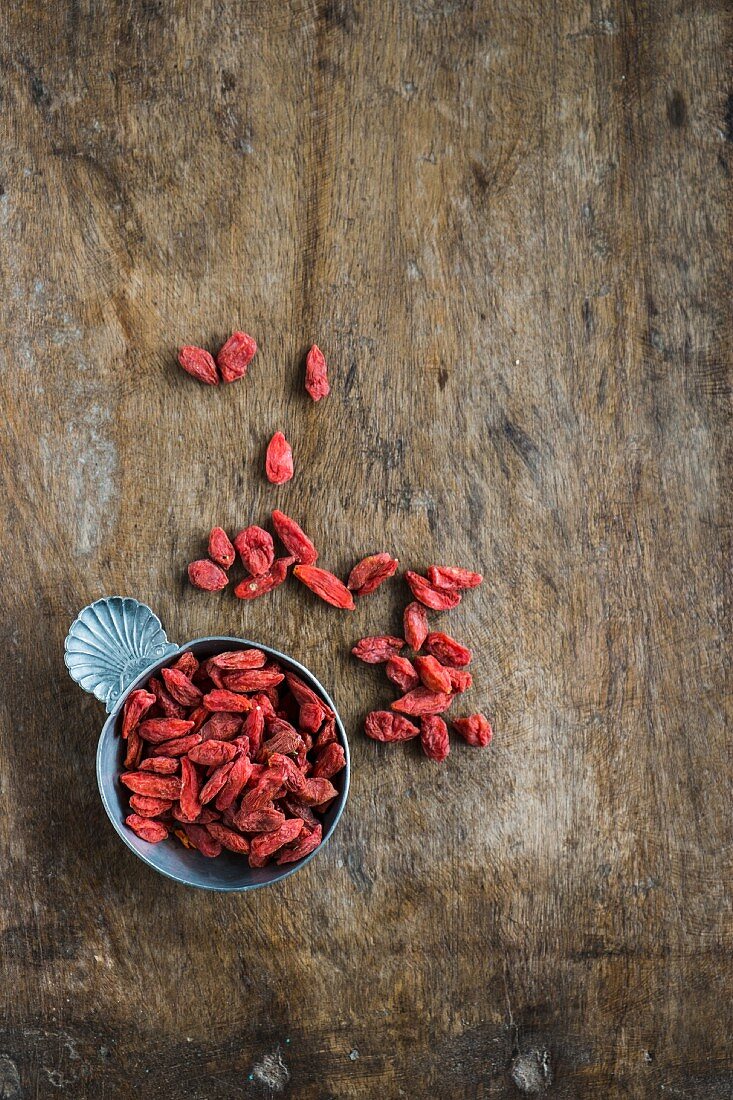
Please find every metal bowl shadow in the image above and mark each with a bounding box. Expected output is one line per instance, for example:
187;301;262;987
96;637;349;891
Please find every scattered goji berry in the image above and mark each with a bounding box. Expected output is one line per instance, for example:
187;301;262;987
404;570;461;610
403;601;429;650
265;431;294;484
234;526;275;576
347;553;399;595
414;654;452;694
233;556;294;599
294;565;355;609
305;344;330;401
452;714;493;748
427;565;483;590
177;345;218;386
271;509;318;564
216;330;257;383
364;711;420;742
424;631;472;667
188;559;229;592
447;668;473;693
420;716;450;762
208;527;236;569
351;635;405;663
385;656;420;692
390;688;454;716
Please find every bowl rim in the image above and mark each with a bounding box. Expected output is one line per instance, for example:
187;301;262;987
96;635;350;892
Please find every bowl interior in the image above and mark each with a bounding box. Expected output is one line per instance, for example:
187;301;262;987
97;637;349;891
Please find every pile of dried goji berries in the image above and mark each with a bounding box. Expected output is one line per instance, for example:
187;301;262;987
119;648;345;866
188;512;364;609
354;566;492;763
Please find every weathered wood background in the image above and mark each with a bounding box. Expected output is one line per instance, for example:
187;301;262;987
1;1;731;1096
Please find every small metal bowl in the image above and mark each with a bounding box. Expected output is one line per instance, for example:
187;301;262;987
65;597;349;891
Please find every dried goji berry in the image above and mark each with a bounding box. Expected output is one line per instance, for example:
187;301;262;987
121;689;156;740
187;740;238;766
138;756;179;774
216;330;257;383
208;527;236;569
211;648;266;671
188;559;229;592
241;706;265;759
138;718;195;744
424;631;472;667
305;344;330;401
123;728;143;769
260;726;303;760
126;814;169;843
199;758;237;804
284;671;330;712
311;742;346;779
233;556;294;599
364;711;420;742
271;509;318;564
427;564;483;590
446;668;473;693
452;714;493;748
281;797;319;827
351;635;404;664
203;689;256;713
214;752;253;811
187;705;210;734
299;701;326;733
234;807;286;833
276;823;322;864
151;732;203;757
129;794;173;818
172;650;199;678
420;716;450;762
205;822;250;853
149;677;187;719
269;753;308;795
161;667;203;708
182;823;222;857
405;570;461;610
120;773;182;799
294;565;355;609
390;688;454;716
199;713;243;742
178;757;203;821
265;431;294;484
385;656;420;692
222;668;284;692
403;602;429;650
347;553;399;595
414;655;452;694
315;716;337;748
177;345;218;386
172;805;219;825
297;777;338;806
234;526;275;576
249;818;303;863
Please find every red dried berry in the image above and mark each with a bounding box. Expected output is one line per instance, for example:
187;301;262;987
198;713;243;742
214;752;253;811
188;559;229;592
447;668;473;693
294;565;355;609
161;667;203;708
249;818;304;863
404;571;461;610
351;635;404;663
181;823;222;857
138;718;195;744
234;526;275;576
305;344;330;401
123;728;144;769
222;669;285;692
420;716;450;762
187;740;238;767
234;808;286;833
276;823;323;864
403;601;429;650
414;655;452;694
311;742;346;779
208;527;236;569
216;330;257;383
242;707;265;759
210;648;266;671
347;553;399;596
120;773;182;799
424;631;472;668
128;794;173;818
385;656;420;692
172;651;199;677
364;711;420;742
427;564;483;590
126;815;168;843
199;759;237;804
271;509;318;564
205;822;250;853
265;431;294;484
203;689;256;713
299;701;326;733
233;557;294;599
452;714;493;748
390;688;454;716
138;756;179;774
121;689;156;740
151;732;203;757
177;345;218;386
179;757;203;821
148;677;187;718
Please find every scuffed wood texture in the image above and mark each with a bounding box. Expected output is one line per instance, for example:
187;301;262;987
0;1;730;1096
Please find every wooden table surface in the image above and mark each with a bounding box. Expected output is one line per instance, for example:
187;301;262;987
1;2;731;1097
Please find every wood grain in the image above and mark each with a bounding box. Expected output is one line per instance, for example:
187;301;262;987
0;1;730;1096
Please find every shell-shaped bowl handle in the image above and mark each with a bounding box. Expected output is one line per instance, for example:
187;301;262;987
64;597;178;713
